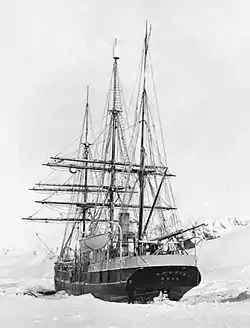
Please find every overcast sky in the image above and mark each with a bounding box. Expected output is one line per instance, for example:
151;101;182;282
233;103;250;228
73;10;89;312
1;0;250;247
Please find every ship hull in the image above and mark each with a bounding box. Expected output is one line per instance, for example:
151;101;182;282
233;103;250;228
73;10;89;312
54;254;201;302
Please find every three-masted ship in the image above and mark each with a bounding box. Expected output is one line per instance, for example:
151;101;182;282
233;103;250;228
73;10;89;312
23;24;202;303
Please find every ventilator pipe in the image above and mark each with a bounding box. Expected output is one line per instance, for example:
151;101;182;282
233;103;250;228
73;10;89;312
108;221;123;265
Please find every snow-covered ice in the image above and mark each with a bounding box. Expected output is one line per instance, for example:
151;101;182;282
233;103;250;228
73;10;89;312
1;226;250;327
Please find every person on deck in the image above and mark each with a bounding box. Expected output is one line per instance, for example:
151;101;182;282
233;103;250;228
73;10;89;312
168;238;176;254
160;276;165;295
162;241;169;254
126;279;135;304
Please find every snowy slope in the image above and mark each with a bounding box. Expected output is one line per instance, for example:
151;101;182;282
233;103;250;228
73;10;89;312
198;225;250;280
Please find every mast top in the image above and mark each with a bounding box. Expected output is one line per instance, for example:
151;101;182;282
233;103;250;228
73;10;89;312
113;38;120;60
86;85;89;105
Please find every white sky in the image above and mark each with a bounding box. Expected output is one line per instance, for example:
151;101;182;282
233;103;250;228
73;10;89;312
1;0;250;247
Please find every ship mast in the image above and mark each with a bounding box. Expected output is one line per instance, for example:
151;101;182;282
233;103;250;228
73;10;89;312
109;39;120;224
82;86;90;235
138;23;151;242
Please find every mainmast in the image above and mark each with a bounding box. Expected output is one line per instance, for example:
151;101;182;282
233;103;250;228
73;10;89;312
109;39;120;224
138;23;151;242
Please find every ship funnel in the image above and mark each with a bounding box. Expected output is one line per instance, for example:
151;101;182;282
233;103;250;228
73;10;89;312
113;38;120;60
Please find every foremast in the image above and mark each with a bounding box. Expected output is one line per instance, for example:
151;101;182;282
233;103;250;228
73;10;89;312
60;86;92;255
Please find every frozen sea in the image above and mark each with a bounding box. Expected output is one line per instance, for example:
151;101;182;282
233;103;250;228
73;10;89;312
1;226;250;327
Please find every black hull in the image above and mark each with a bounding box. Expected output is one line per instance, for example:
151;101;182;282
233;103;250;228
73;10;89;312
54;260;201;302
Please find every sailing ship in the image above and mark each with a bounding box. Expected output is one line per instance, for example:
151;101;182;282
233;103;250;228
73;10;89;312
23;24;203;303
